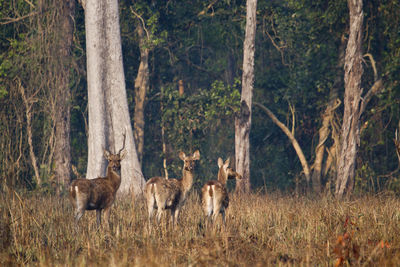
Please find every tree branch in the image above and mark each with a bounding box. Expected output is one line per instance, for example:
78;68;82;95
360;53;384;115
130;7;151;41
1;12;39;25
254;102;311;183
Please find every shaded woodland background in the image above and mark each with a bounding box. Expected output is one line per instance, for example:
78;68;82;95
1;0;400;195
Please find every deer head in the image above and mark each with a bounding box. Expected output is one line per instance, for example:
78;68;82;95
179;150;200;172
218;157;242;184
103;132;127;172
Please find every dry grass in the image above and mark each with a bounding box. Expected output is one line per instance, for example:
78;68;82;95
1;189;400;266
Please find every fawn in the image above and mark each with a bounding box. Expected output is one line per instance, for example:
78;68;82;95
145;150;200;228
69;135;126;229
201;157;242;226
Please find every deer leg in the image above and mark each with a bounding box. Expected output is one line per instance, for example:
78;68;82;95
147;194;156;225
96;210;102;227
173;208;180;228
148;207;155;225
212;196;222;225
104;207;112;231
156;208;164;225
221;208;226;226
203;196;213;228
74;208;85;224
147;206;156;234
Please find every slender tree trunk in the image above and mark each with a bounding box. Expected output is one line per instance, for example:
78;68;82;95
53;0;75;189
18;83;41;186
133;22;150;167
85;0;145;196
336;0;364;199
160;89;169;179
235;0;257;193
311;37;345;193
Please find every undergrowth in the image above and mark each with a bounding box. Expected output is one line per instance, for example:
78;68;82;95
1;189;400;266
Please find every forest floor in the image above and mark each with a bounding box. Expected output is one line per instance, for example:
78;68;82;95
1;189;400;266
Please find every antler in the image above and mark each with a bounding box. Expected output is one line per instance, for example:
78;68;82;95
118;131;127;156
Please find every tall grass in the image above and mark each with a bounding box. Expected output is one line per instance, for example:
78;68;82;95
1;188;400;266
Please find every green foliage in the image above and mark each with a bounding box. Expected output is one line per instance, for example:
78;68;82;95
159;80;240;179
162;80;240;143
129;1;168;49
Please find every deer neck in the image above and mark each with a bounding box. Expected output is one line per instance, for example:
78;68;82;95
106;166;122;192
217;169;227;185
181;169;194;194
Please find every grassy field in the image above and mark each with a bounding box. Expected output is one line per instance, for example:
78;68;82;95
1;189;400;266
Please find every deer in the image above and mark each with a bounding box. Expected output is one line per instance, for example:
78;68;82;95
145;150;200;228
201;157;242;227
69;134;126;229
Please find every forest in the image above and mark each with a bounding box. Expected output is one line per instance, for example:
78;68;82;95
1;0;400;196
1;0;400;265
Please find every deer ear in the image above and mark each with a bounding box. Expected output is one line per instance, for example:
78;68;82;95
119;149;127;160
218;157;224;168
224;158;230;167
104;149;111;160
192;150;200;160
179;151;186;161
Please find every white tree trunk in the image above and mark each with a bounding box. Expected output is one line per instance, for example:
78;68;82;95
85;0;108;180
235;0;257;193
85;0;145;196
336;0;364;199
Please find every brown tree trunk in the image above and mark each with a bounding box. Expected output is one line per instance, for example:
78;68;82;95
133;22;150;167
311;36;345;193
53;0;75;190
235;0;257;194
336;0;364;199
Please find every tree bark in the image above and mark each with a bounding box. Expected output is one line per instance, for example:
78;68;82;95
85;0;108;180
336;0;364;199
235;0;257;194
133;22;150;167
53;0;75;190
85;0;145;196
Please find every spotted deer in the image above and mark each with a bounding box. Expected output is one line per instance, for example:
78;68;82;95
201;157;242;226
145;150;200;228
69;134;126;229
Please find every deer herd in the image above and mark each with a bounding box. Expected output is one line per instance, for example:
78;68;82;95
69;134;242;231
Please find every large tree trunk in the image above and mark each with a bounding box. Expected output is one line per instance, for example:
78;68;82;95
235;0;257;193
85;0;145;196
336;0;364;199
53;0;75;190
311;37;345;193
85;0;108;180
133;22;150;167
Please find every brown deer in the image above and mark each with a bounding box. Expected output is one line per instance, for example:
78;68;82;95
201;157;242;226
145;150;200;228
69;134;126;228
